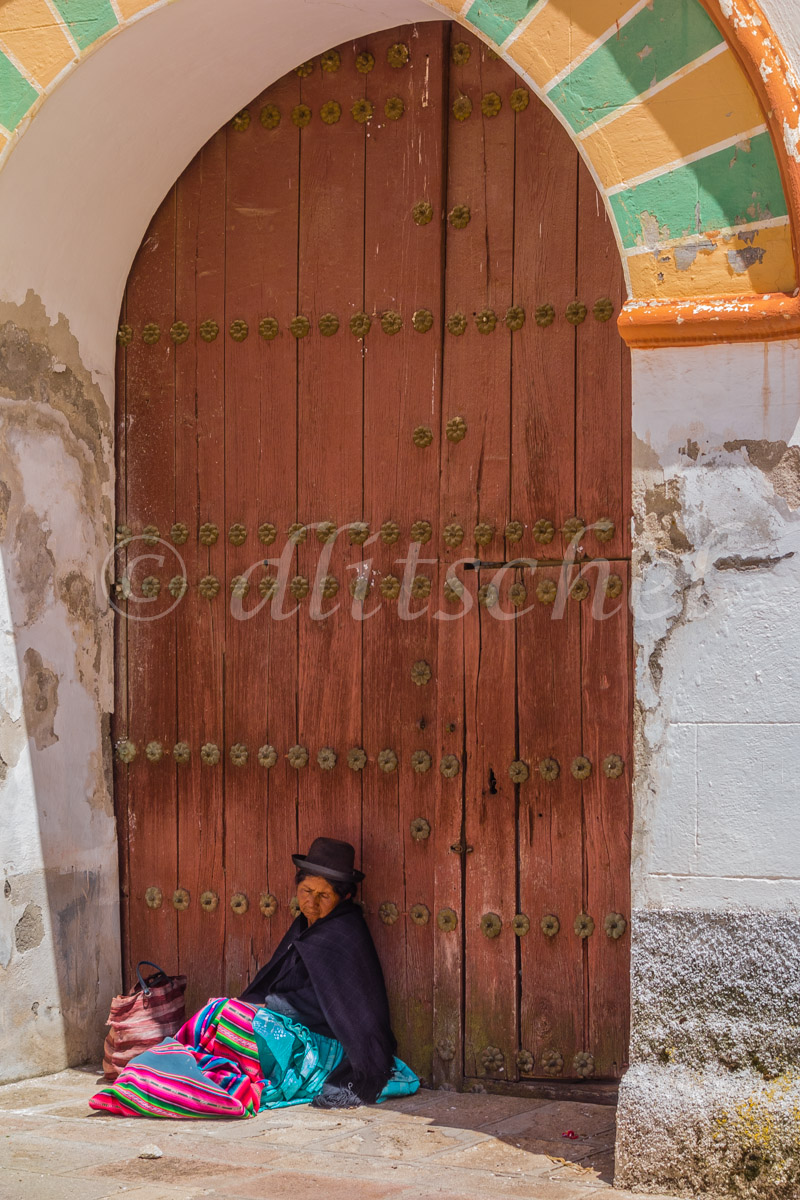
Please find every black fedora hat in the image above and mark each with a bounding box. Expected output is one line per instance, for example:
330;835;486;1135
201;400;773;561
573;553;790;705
292;837;365;884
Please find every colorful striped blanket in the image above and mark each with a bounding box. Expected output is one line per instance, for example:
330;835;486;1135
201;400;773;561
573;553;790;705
89;997;418;1119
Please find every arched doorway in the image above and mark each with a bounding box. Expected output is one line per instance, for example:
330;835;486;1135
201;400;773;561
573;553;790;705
113;20;631;1088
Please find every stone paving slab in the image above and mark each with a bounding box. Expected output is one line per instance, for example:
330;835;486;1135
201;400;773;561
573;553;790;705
0;1068;688;1200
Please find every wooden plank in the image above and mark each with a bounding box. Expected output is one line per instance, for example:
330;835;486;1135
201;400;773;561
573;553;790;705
295;38;366;870
576;158;628;562
444;34;518;1082
122;190;179;977
361;22;448;1080
580;562;632;1078
223;73;302;994
174;132;227;1013
516;564;585;1079
511;83;578;561
113;291;131;988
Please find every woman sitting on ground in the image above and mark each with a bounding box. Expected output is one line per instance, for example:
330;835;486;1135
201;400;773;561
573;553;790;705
90;838;417;1119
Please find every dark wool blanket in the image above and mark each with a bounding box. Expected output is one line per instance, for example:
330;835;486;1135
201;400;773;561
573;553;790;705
240;900;397;1104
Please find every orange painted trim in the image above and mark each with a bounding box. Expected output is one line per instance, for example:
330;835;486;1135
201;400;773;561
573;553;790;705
698;0;800;284
618;293;800;348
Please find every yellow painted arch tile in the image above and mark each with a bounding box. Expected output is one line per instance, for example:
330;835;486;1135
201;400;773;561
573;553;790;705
509;0;636;88
0;0;74;89
116;0;164;17
583;51;765;190
627;222;796;299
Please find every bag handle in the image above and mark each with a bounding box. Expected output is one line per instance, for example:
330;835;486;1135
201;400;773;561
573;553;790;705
136;960;170;998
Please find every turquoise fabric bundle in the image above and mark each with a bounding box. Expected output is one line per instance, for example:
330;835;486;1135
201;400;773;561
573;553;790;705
253;1007;419;1109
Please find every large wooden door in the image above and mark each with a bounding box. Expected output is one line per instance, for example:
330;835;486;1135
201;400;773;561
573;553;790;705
113;21;632;1087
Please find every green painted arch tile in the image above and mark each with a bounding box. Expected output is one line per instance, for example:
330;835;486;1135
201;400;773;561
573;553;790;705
465;0;544;48
0;52;38;132
50;0;118;53
609;130;788;249
549;0;724;135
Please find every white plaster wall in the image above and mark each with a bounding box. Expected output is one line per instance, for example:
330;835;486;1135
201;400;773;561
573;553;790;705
631;339;800;913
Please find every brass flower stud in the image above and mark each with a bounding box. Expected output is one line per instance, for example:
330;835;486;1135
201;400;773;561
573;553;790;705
170;522;189;545
385;97;405;121
258;745;278;768
448;204;470;229
510;87;529;112
411;659;432;685
259;317;279;340
437;908;457;932
173;889;190;910
510;582;527;607
436;1037;455;1060
229;319;249;342
444;577;464;603
232;110;250;131
478;584;498;608
413;425;433;447
145;886;162;909
349;311;371;338
451;41;471;65
512;913;531;936
411;749;432;774
573;1051;595;1077
287;745;309;769
605;912;627;939
199;319;219;342
117;324;133;346
355;51;375;73
536;579;557;604
199;575;220;599
378;748;398;774
480;912;501;939
294;60;313;77
387;42;409;68
444;523;464;548
574;912;595;938
255;522;276;547
116;739;136;763
347;747;367;771
230;743;248;767
411;576;432;600
563;516;585;542
535;303;555;328
290;576;309;600
292;104;312;128
410;904;430;926
605;574;623;598
317;747;337;771
539;757;560;781
516;1049;534;1074
504;305;525;331
351;99;374;124
201;743;221;765
505;520;523;542
380;520;400;545
475;308;497;334
145;741;163;763
440;754;460;778
199;522;219;545
509;760;529;783
230;893;249;915
541;914;560;937
142;525;160;547
379;901;399;925
321;49;340;72
570;578;590;602
447;312;467;336
200;891;219;912
142;323;160;345
594;297;614;322
287;522;307;545
173;742;191;764
258;575;278;599
410;817;431;840
595;517;615;543
290;315;310;338
381;310;403;335
474;521;493;546
532;519;554;545
412;201;433;226
571;756;592;781
259;892;278;917
320;575;339;599
380;575;401;600
566;300;587;325
170;321;190;344
412;309;433;333
260;104;280;130
320;100;341;126
481;91;502;117
228;522;247;546
319;313;339;336
410;520;432;544
452;95;472;122
141;576;161;599
349;521;370;545
446;416;467;442
603;753;625;779
542;1049;563;1075
314;520;336;545
116;524;133;546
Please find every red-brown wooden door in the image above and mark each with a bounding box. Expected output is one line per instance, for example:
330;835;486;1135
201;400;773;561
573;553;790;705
113;21;632;1086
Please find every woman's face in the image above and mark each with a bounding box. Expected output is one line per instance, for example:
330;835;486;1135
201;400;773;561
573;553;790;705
297;874;341;925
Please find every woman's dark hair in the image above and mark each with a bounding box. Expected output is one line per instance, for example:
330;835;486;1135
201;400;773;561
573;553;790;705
295;868;356;900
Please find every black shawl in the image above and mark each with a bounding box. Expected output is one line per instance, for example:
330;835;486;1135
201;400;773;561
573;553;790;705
240;900;396;1103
